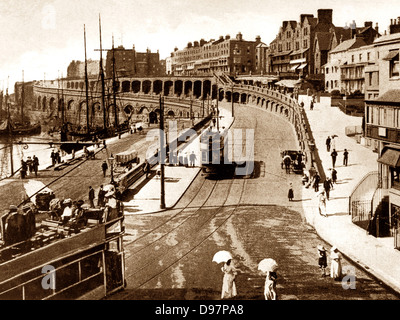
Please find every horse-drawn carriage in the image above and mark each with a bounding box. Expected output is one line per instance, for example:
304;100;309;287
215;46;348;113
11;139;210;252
280;150;304;174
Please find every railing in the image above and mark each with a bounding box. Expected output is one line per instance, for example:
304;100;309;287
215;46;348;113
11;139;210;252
348;171;378;223
232;85;313;173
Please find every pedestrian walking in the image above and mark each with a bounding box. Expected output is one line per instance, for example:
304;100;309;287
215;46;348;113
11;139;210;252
300;101;304;108
88;186;95;208
189;151;197;167
313;172;321;192
221;259;238;299
310;100;314;110
323;178;333;200
326;136;331;152
20;160;27;179
33;155;39;177
308;166;316;180
331;149;338;168
302;172;309;185
101;160;108;178
318;191;327;217
143;159;151;178
50;150;56;167
317;245;328;277
330;136;336;151
97;185;106;208
264;271;277;300
331;168;337;184
283;155;291;174
343;149;349;166
288;183;294;201
330;247;342;281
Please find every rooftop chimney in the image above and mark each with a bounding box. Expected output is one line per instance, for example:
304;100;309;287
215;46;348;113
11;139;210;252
389;17;400;34
236;32;243;41
317;9;333;25
200;39;206;46
255;35;261;43
375;22;379;33
364;21;373;28
225;35;231;40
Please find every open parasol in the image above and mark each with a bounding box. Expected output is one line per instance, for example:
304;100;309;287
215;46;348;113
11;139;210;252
212;250;233;264
258;258;278;273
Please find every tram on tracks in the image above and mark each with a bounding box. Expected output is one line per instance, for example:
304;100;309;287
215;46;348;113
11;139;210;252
200;127;254;178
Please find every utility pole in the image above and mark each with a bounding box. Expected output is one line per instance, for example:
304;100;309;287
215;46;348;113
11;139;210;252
159;95;166;209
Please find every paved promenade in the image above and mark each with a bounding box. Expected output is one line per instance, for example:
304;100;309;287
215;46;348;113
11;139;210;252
298;94;400;293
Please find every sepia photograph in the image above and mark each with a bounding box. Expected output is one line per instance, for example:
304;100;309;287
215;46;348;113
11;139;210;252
0;0;399;310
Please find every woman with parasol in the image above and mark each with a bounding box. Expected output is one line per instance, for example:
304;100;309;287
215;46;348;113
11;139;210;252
258;258;278;300
213;251;238;299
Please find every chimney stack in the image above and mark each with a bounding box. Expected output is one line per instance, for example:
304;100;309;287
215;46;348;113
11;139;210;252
317;9;333;25
375;22;379;33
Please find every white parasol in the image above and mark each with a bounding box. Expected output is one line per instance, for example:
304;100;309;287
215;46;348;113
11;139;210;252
258;258;278;273
212;250;233;264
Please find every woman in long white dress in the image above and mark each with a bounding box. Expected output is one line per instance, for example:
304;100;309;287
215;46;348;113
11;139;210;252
221;259;238;299
330;246;342;281
264;271;277;300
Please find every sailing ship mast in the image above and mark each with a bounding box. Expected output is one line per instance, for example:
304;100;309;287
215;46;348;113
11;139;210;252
84;24;90;137
21;70;24;124
99;15;107;131
112;35;118;129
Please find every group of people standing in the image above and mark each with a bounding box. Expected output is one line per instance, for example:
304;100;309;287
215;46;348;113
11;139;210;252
326;136;349;168
20;155;39;179
317;245;343;281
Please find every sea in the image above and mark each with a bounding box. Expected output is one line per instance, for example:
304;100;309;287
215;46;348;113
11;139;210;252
0;131;62;179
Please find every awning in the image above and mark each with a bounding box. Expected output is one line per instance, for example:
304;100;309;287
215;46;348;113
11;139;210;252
297;63;308;69
377;148;400;167
274;79;299;88
290;64;300;71
383;51;399;61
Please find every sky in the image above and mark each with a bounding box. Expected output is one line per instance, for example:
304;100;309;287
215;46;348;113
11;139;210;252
0;0;397;92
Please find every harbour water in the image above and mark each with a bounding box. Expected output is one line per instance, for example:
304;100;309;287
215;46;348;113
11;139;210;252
0;132;63;179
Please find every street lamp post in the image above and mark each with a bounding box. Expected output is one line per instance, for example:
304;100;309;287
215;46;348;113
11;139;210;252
159;95;166;209
231;85;235;118
109;155;115;184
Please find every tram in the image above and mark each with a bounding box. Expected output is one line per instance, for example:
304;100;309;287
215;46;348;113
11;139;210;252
200;126;255;178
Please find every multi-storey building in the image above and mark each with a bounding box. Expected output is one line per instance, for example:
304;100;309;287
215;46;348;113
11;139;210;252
324;36;370;93
170;33;262;76
323;21;380;94
66;59;103;79
105;45;165;78
363;18;400;241
269;9;380;90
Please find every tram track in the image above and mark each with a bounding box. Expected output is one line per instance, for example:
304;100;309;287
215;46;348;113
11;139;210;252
120;177;247;290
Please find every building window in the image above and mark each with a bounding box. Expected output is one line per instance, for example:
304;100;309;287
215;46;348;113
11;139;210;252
326;67;329;74
359;53;362;61
368;72;373;86
367;52;371;61
351;55;354;63
286;42;291;51
287;31;291;38
391;167;400;190
296;42;299;50
303;39;307;48
390;52;400;78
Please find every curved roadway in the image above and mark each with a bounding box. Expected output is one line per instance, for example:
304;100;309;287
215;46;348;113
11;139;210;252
110;102;399;300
